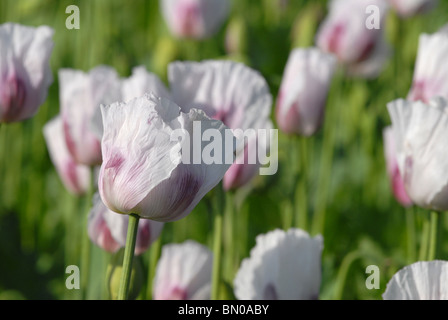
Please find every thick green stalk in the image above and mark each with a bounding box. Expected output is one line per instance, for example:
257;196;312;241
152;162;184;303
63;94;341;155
405;207;416;264
296;136;309;230
427;211;439;261
418;215;430;261
211;186;224;300
118;213;140;300
80;167;95;299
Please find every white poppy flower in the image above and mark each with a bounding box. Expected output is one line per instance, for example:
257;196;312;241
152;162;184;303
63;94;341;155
387;97;448;211
0;23;54;122
98;93;233;222
234;228;323;300
383;260;448;300
153;240;213;300
276;48;336;136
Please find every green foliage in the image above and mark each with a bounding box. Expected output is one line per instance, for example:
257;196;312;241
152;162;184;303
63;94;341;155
0;0;447;300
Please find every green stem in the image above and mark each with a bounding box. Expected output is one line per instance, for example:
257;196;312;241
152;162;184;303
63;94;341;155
428;211;439;261
223;191;235;282
418;214;430;261
333;251;362;300
80;167;95;299
296;137;308;230
211;186;224;300
118;213;140;300
405;207;416;264
145;236;162;300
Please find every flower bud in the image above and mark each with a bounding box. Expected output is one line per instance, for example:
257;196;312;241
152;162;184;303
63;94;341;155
276;48;336;136
316;0;390;78
0;23;54;123
387;97;448;211
43;116;91;196
160;0;231;40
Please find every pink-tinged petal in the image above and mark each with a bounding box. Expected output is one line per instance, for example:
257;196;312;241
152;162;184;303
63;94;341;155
316;0;390;78
153;240;212;300
90;193;164;255
234;228;323;300
383;261;448;300
407;30;448;103
43;116;91;196
388;0;438;17
122;66;170;103
160;0;230;40
59;66;121;166
168;60;273;189
382;127;412;207
88;194;122;253
0;23;54;122
276;48;336;136
387;97;448;211
99;94;233;221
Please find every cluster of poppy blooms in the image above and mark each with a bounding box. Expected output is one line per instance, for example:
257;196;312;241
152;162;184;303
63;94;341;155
0;0;446;300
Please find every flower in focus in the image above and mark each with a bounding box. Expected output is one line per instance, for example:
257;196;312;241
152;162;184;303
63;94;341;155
98;93;234;222
383;260;448;300
387;97;448;211
153;240;213;300
88;193;164;255
59;66;121;166
316;0;390;78
122;66;170;103
43;116;91;196
388;0;438;17
382;126;412;207
233;228;323;300
168;60;273;190
407;28;448;103
276;48;336;136
160;0;231;40
0;23;54;123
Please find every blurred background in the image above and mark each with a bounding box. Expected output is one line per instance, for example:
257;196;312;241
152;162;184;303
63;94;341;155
0;0;447;300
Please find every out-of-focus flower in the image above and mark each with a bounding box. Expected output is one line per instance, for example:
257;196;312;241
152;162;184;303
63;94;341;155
316;0;390;78
388;0;438;17
88;193;163;255
407;28;448;103
98;93;233;222
160;0;231;40
0;23;54;123
122;66;170;103
168;60;273;190
234;228;323;300
387;97;448;211
276;48;336;136
153;240;213;300
43;116;91;196
59;66;121;166
382;126;412;207
383;260;448;300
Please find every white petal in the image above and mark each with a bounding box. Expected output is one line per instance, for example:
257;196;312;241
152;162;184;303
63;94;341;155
383;260;448;300
153;240;213;300
122;66;170;103
234;228;323;300
387;97;448;210
99;94;182;216
43;116;91;195
59;66;122;165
